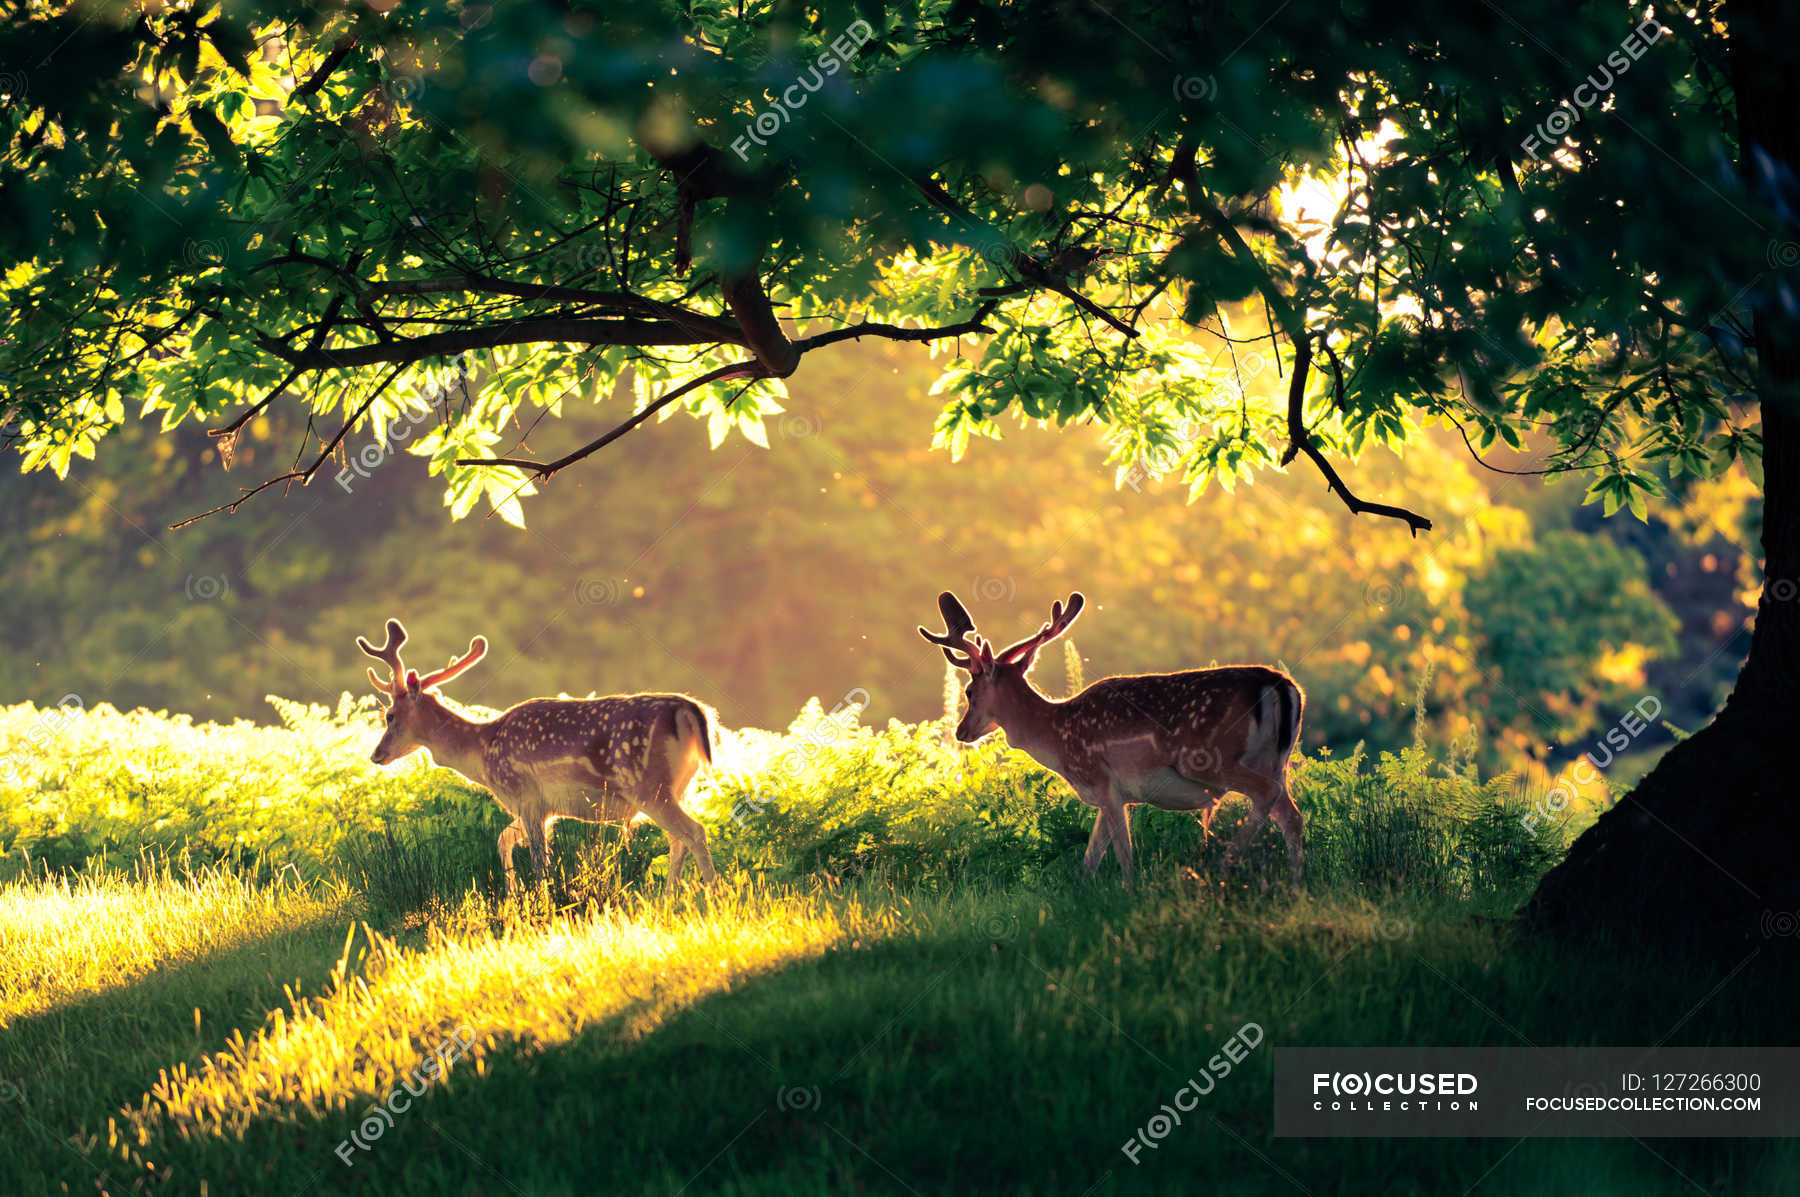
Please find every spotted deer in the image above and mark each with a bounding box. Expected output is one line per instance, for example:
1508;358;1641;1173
357;619;716;893
919;592;1304;888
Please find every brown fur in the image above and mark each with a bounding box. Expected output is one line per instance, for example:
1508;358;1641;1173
359;620;716;893
924;593;1306;888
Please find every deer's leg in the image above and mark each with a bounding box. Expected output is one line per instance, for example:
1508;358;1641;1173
672;809;717;887
528;815;552;884
639;802;716;892
1099;787;1136;891
1081;809;1114;875
1223;788;1274;878
497;821;527;893
1269;785;1305;885
665;833;688;892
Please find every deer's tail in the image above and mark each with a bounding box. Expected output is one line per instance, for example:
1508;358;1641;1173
674;698;714;767
1274;676;1303;766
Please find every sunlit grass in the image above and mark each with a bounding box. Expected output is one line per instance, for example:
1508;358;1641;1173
0;860;1787;1191
0;858;351;1025
4;697;1787;1191
115;882;866;1148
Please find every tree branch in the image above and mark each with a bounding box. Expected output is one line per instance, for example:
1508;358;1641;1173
454;307;1001;479
721;272;800;376
209;295;347;441
1170;140;1432;535
260;317;735;370
909;173;1138;339
254;256;744;343
794;303;999;353
456;358;769;478
1280;332;1433;535
170;361;407;529
292;36;358;102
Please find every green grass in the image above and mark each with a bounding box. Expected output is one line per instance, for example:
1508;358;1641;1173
0;698;1792;1194
5;870;1795;1194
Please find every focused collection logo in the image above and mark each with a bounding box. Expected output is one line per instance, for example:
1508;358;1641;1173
1311;1070;1480;1112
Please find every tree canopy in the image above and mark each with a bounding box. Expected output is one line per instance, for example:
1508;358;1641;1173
1;0;1770;535
2;333;1698;764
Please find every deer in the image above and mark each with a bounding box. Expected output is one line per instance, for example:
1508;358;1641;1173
356;618;717;894
919;592;1305;889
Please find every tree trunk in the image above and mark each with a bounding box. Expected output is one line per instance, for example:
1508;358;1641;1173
1522;0;1800;950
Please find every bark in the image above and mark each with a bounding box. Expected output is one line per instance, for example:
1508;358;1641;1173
1522;0;1800;950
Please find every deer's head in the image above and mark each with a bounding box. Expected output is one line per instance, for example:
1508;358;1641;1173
919;591;1085;742
357;619;487;765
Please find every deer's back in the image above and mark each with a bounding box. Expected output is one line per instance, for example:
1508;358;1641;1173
482;693;699;789
1058;665;1301;749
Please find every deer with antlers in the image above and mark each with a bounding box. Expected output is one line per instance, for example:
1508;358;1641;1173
920;592;1305;888
357;619;717;894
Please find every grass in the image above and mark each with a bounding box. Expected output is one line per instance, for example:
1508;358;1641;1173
0;696;1794;1193
5;870;1795;1194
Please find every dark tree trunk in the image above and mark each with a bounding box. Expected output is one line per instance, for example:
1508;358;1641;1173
1523;0;1800;949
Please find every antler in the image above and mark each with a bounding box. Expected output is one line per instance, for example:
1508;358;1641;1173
918;591;990;672
357;618;410;695
419;636;488;689
996;592;1086;664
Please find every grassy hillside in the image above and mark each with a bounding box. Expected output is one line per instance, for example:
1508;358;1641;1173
1;699;1793;1194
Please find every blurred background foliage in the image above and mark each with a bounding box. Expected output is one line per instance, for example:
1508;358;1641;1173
0;334;1752;770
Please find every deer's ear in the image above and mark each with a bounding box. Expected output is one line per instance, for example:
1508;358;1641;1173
405;669;421;694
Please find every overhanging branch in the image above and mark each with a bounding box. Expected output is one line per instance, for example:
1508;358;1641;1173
170;361;407;529
1170;139;1432;536
1280;333;1433;535
456;358;769;478
794;302;998;353
454;308;1003;479
909;173;1138;339
261;317;733;370
722;272;800;376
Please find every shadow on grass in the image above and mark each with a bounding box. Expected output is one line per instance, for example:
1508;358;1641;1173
68;880;1800;1197
0;904;357;1191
